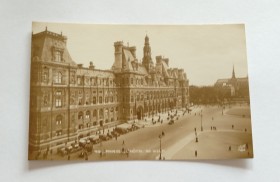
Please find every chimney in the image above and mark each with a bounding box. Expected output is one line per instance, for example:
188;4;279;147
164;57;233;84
156;56;162;64
112;41;123;72
89;61;95;69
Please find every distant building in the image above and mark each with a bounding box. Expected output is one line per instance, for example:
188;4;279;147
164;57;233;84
29;28;189;155
214;66;249;98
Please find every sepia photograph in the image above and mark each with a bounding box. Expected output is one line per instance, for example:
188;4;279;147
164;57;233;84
28;22;253;160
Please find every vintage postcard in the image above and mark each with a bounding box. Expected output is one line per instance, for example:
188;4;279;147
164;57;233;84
29;22;253;160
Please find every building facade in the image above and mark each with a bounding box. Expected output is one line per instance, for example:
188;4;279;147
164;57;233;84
214;66;249;98
29;28;189;154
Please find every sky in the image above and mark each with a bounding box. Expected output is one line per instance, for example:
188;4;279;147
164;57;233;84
32;22;249;86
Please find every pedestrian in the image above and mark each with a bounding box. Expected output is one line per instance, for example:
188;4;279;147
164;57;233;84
245;128;247;132
126;149;129;157
196;137;198;143
123;140;125;145
194;127;196;132
211;126;212;130
228;146;231;151
162;131;165;136
195;150;197;157
232;125;234;129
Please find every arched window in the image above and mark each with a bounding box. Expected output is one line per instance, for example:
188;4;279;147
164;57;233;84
99;96;103;103
54;71;62;84
86;110;90;119
78;111;83;119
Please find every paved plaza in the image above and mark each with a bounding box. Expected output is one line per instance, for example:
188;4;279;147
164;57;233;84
41;103;253;160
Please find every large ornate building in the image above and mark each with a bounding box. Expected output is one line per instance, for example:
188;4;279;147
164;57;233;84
29;28;189;154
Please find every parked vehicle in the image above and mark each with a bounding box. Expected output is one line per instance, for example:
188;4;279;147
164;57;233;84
65;146;73;153
107;133;113;139
115;127;128;134
57;147;67;156
71;143;80;152
168;119;175;125
79;139;86;148
111;131;120;138
89;136;100;144
99;134;110;141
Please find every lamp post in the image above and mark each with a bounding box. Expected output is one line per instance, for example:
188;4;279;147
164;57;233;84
159;134;162;160
200;113;203;131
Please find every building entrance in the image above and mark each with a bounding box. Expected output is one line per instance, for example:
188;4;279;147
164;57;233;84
137;106;143;120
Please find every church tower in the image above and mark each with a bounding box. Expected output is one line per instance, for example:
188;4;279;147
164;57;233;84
142;35;154;72
232;65;236;79
230;65;237;96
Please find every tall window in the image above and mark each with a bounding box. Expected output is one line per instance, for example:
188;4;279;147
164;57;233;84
99;96;103;104
99;109;104;118
78;111;83;119
54;72;62;84
55;98;62;108
86;111;90;119
42;71;48;83
55;51;62;62
93;110;97;118
93;97;96;104
56;115;62;125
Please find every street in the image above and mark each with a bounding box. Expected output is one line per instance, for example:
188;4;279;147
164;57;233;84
48;104;253;160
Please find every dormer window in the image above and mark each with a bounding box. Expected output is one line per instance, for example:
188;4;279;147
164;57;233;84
55;51;62;62
52;47;64;62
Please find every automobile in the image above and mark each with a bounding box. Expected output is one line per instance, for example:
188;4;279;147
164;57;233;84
65;146;73;153
99;134;110;141
115;127;128;134
111;131;120;138
57;147;67;156
89;136;100;144
71;143;81;152
107;133;113;139
168;119;175;125
79;139;86;148
71;142;79;149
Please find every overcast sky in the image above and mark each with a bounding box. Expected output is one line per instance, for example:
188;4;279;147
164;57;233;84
32;22;249;86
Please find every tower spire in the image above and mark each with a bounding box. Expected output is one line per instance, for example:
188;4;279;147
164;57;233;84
232;65;236;79
142;34;153;71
